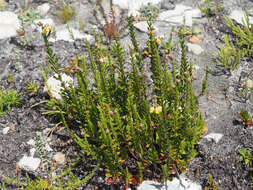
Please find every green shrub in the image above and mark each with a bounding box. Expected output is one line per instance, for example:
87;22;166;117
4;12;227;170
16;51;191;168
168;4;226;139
198;0;223;19
0;89;20;116
213;34;246;71
41;17;206;186
214;9;253;71
224;9;253;53
57;3;76;24
139;2;159;19
238;148;253;167
0;157;99;189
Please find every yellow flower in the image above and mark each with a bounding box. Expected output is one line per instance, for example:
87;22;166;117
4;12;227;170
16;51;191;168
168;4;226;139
150;105;162;114
155;106;162;114
150;106;155;113
43;25;52;36
156;38;161;46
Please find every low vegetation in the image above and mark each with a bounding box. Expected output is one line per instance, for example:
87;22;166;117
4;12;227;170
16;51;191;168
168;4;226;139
213;9;253;71
57;1;76;24
37;15;208;188
1;1;253;189
0;89;20;117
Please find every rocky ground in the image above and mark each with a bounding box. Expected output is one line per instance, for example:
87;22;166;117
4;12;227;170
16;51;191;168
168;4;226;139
0;0;253;189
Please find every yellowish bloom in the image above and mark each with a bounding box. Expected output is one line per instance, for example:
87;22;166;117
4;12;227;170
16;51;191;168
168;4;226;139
150;105;162;114
156;38;161;46
155;105;162;114
150;106;155;113
43;25;52;36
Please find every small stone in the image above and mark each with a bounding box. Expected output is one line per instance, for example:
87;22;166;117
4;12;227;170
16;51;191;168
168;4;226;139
193;65;200;71
137;175;201;190
27;139;36;146
49;26;92;43
113;0;162;10
189;36;201;44
161;0;175;10
185;8;202;18
53;152;66;165
187;43;204;55
246;79;253;88
45;143;53;152
36;3;50;16
158;4;193;26
229;10;253;25
30;148;36;157
128;9;141;17
44;73;73;101
134;21;158;33
17;155;41;171
204;133;223;143
2;127;10;134
0;11;21;39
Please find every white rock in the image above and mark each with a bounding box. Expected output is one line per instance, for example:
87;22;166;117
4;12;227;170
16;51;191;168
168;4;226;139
246;79;253;88
134;21;158;33
17;155;41;171
158;4;193;26
2;127;10;134
27;139;36;146
36;3;50;16
29;148;36;157
49;26;92;42
187;43;204;55
229;10;253;25
0;11;21;39
138;175;201;190
44;73;73;101
204;133;223;143
185;8;202;18
113;0;162;10
184;11;193;27
128;9;141;17
53;152;66;164
193;65;200;71
45;143;53;152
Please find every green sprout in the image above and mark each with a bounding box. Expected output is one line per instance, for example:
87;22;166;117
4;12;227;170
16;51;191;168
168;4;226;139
26;80;39;95
57;3;76;23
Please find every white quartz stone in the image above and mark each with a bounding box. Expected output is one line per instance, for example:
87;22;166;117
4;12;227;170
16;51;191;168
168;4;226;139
49;26;92;42
204;133;223;143
134;21;158;33
158;4;193;26
29;148;36;157
187;43;204;55
113;0;162;10
0;11;21;39
229;10;253;25
128;9;141;17
27;139;36;146
17;155;41;171
246;79;253;88
36;3;50;16
53;152;66;164
44;73;73;101
138;175;201;190
2;127;10;134
185;8;202;18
